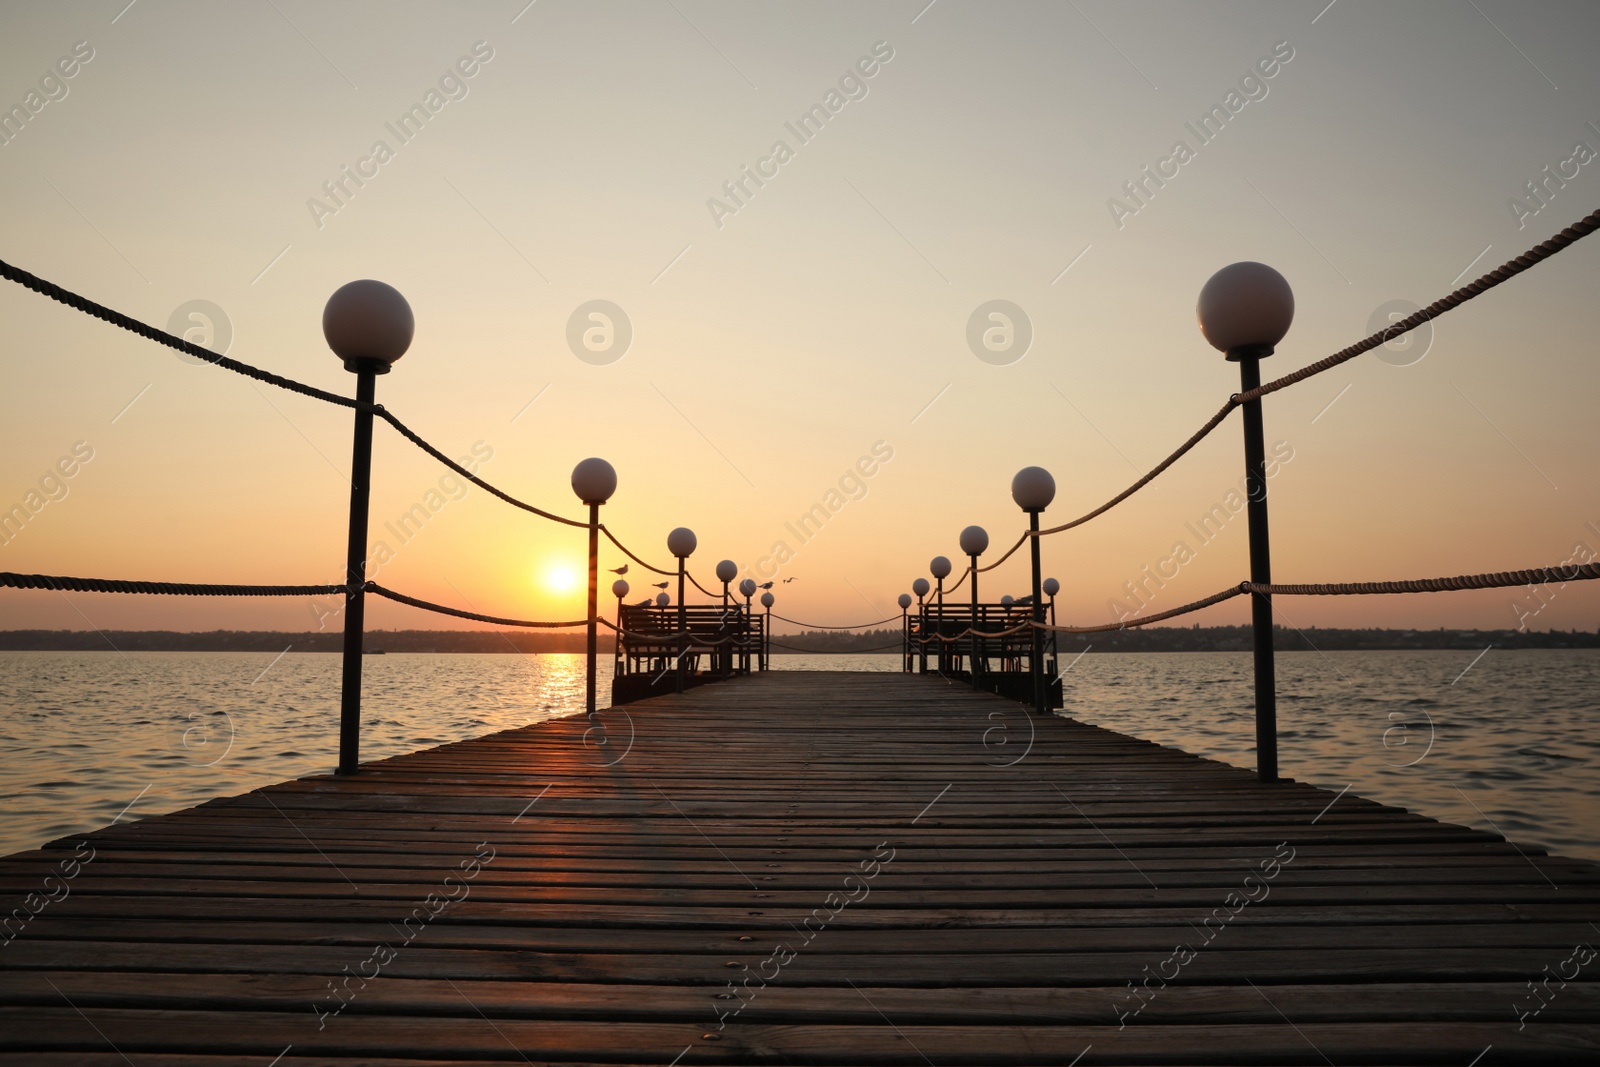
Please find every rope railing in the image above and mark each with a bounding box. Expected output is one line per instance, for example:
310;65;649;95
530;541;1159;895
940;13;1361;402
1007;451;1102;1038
0;257;589;529
1024;208;1600;540
598;526;676;576
770;613;901;630
0;572;345;597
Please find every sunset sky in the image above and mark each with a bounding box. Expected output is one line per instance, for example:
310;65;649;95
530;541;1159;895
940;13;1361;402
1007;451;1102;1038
2;0;1597;635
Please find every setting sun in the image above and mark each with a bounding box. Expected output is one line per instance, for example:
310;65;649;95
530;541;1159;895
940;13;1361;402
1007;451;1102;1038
541;562;580;597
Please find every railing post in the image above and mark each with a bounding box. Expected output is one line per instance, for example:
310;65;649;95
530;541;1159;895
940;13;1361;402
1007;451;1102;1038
324;280;413;778
1198;259;1292;783
666;528;696;694
1238;352;1278;782
959;528;988;691
676;560;686;693
585;502;600;715
337;367;377;777
968;558;981;689
1029;512;1044;714
570;459;617;717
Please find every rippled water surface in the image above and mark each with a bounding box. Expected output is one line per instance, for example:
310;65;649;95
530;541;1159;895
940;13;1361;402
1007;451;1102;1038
2;650;1596;860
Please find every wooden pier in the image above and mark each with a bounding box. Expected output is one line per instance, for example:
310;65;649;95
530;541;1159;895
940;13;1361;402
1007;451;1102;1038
1;671;1597;1064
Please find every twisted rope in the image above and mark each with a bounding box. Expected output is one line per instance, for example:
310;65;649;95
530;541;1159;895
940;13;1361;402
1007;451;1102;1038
1243;209;1600;403
365;583;586;628
0;258;588;528
1036;400;1237;537
599;526;677;576
0;572;344;597
770;639;905;653
1248;562;1600;596
1039;586;1248;634
977;532;1030;572
770;613;900;630
1034;208;1600;539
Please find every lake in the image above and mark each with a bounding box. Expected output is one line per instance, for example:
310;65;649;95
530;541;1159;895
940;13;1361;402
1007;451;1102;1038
1;649;1595;860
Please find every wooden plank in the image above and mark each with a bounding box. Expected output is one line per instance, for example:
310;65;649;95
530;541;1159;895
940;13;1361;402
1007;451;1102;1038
2;670;1596;1064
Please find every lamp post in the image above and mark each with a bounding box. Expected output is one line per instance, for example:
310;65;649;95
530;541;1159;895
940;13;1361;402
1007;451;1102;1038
571;458;617;717
912;577;930;674
1012;466;1056;715
324;279;414;777
1198;260;1294;783
897;593;913;672
739;578;757;672
760;590;774;669
715;559;737;676
612;578;629;681
929;557;951;674
667;527;697;692
1043;576;1060;707
959;526;989;690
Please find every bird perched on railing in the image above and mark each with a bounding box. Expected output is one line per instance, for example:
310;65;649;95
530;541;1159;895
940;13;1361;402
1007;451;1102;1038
609;565;628;575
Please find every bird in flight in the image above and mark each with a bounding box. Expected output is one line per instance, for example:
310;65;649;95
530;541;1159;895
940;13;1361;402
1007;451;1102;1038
652;581;669;589
608;564;628;575
783;577;798;583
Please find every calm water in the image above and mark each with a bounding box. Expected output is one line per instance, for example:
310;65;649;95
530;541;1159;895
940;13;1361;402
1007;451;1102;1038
1;650;1596;860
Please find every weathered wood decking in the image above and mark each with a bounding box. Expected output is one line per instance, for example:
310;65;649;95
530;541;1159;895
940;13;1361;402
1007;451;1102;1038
1;670;1597;1064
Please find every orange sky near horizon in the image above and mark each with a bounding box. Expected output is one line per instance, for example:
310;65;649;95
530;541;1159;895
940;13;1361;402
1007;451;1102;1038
2;1;1598;637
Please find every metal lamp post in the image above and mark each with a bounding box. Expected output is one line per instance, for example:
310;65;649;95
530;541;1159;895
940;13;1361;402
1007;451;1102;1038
929;557;952;674
715;559;737;676
612;578;629;681
667;527;697;692
1198;260;1295;783
572;458;618;717
739;578;756;672
897;593;913;672
959;526;989;690
912;577;930;674
1011;466;1056;714
1043;577;1059;626
759;590;774;669
324;279;414;777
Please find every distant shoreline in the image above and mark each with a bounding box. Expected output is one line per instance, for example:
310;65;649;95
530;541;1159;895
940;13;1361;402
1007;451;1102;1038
1;626;1596;653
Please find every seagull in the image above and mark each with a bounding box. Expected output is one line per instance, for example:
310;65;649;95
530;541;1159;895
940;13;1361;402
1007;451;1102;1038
783;577;798;583
652;581;669;589
634;597;653;606
608;564;628;575
758;581;774;590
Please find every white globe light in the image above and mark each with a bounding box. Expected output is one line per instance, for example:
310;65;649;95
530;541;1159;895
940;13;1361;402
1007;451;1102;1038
323;280;414;373
667;527;697;558
912;578;930;597
897;593;913;610
656;592;670;606
570;458;617;505
959;525;989;557
715;559;738;583
739;578;757;597
1042;577;1060;597
612;578;630;598
930;556;952;580
1196;261;1294;356
1001;594;1014;606
760;591;775;608
1011;466;1056;511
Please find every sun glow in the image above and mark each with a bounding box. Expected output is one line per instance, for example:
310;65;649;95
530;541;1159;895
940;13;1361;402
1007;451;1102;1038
541;562;580;597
